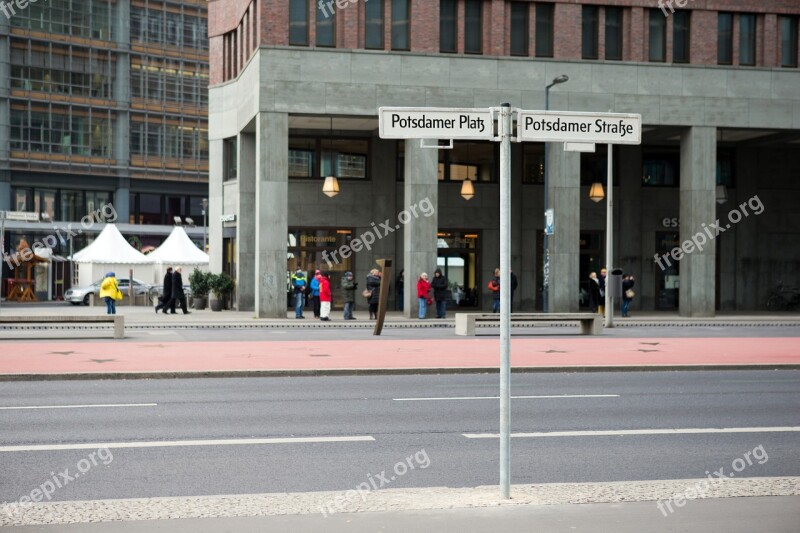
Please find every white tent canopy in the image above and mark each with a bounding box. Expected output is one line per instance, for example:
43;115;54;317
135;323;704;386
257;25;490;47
70;224;153;289
147;226;209;284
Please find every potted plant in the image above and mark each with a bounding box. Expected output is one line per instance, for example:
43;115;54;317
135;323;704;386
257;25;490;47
208;273;235;311
217;272;235;310
189;269;209;310
207;273;223;312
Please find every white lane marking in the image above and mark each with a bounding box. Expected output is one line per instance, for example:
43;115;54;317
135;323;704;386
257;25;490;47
394;394;619;401
0;403;158;410
463;427;800;439
0;435;375;452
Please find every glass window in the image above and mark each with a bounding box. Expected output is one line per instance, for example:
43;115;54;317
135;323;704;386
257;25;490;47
224;137;238;181
673;11;690;63
316;2;335;47
780;17;799;68
605;7;622;60
649;9;666;62
739;14;756;66
465;0;482;54
522;144;544;184
582;5;598;59
642;153;680;187
440;0;457;53
60;191;85;222
12;188;32;212
289;137;316;177
510;2;529;56
535;3;554;57
289;0;309;46
365;0;384;49
322;139;368;179
137;194;162;225
391;0;409;51
441;142;494;182
718;13;733;65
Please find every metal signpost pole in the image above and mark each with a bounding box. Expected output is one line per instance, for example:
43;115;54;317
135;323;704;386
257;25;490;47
605;144;614;328
499;103;512;499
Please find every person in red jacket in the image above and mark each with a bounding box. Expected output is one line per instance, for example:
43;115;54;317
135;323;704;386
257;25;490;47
417;272;431;319
319;272;332;321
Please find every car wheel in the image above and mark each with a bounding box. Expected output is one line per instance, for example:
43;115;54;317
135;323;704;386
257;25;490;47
83;294;91;306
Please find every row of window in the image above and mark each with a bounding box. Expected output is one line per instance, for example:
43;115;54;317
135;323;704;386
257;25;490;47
11;0;114;41
222;0;258;81
10;105;114;158
12;187;113;223
222;136;735;188
130;193;208;225
10;40;115;99
130;6;209;51
282;0;800;68
131;60;209;107
130;119;209;160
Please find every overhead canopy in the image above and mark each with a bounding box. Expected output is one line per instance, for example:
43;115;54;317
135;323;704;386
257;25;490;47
71;224;152;264
147;226;209;265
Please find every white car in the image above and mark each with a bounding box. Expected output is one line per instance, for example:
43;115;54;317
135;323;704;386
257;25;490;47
65;278;157;305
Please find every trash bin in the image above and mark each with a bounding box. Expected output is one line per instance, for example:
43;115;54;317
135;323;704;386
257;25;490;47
608;268;624;299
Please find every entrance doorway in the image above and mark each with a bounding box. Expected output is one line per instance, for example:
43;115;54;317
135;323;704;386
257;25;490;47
437;230;480;309
579;232;604;309
655;231;680;310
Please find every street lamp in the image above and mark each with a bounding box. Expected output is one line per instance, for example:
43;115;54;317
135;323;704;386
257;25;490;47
542;74;569;312
201;198;208;252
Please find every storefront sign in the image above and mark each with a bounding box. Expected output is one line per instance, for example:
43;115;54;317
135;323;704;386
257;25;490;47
220;214;236;223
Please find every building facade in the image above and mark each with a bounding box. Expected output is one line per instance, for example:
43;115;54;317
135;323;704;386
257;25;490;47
0;0;209;296
207;0;800;318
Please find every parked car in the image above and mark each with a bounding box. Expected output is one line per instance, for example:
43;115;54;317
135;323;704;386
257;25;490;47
65;278;156;305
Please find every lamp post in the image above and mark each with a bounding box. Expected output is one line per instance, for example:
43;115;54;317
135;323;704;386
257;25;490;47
201;198;208;252
542;74;569;312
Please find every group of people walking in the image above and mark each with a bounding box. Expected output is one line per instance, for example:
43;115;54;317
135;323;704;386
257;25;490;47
588;268;636;317
154;267;190;315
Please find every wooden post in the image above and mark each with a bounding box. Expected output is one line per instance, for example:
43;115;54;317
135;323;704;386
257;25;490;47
372;259;393;336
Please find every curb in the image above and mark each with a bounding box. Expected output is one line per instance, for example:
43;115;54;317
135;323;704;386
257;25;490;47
2;364;799;381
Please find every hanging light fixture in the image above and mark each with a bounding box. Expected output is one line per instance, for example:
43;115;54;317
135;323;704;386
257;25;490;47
716;184;728;204
589;182;605;203
323;117;339;198
460;179;475;200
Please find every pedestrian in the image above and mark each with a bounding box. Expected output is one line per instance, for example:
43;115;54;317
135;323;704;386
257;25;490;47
416;272;431;319
169;267;190;314
431;268;449;318
342;271;357;320
488;268;501;313
510;269;518;311
99;272;121;315
310;269;322;319
155;267;173;314
588;272;601;314
291;268;307;319
621;274;636;317
395;269;404;311
319;272;332;321
598;268;607;316
366;269;381;320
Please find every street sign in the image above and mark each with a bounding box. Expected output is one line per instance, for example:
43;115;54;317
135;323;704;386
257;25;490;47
544;208;554;236
378;107;494;140
517;110;642;145
3;211;39;222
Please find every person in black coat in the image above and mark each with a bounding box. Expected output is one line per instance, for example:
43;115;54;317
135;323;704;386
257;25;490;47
588;272;601;313
165;267;190;315
430;268;449;318
366;269;381;320
510;270;518;311
155;267;173;314
621;275;635;317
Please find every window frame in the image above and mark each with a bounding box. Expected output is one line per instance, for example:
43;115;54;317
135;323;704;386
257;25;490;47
717;12;733;65
604;6;623;61
391;0;410;51
739;13;756;66
780;16;799;68
289;0;309;46
535;3;554;58
672;10;690;63
581;5;599;60
439;0;457;53
510;1;529;57
365;0;385;50
648;8;667;62
464;0;483;55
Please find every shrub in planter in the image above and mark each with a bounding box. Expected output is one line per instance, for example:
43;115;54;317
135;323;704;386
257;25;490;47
189;269;210;310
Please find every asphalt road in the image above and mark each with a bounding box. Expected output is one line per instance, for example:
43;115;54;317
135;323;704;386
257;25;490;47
1;371;799;502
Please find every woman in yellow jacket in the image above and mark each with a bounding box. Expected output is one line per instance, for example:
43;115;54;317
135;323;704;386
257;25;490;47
99;272;122;315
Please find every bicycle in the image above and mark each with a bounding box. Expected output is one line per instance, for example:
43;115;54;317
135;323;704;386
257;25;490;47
765;281;800;311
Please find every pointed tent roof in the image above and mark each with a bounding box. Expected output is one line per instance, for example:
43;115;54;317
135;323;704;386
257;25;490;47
147;226;209;265
71;224;152;264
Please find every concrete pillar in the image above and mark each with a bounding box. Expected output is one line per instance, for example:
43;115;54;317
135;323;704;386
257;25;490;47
403;140;438;318
254;112;288;318
679;126;716;317
0;175;10;210
618;145;642;310
237;132;256;311
113;0;130;174
208;139;224;273
547;143;580;312
510;144;525;310
114;179;130;222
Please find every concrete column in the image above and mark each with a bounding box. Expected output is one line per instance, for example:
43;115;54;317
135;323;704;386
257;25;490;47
0;16;10;174
0;175;10;210
618;145;642;310
547;142;580;312
679;126;716;317
113;0;130;173
208;139;224;272
254;112;288;318
403;140;438;318
114;179;130;222
237;132;256;311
